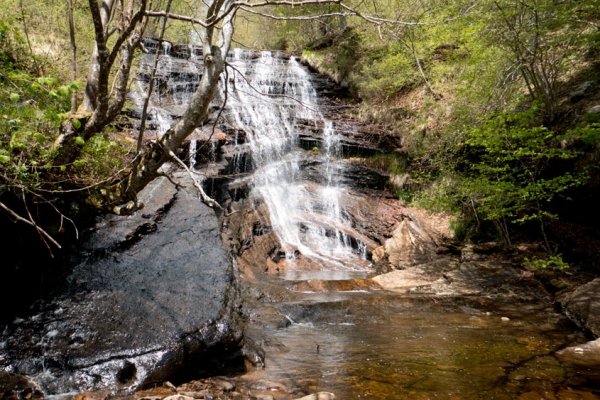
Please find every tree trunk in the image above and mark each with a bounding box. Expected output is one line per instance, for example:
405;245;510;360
113;48;227;207
82;0;116;112
67;0;77;113
104;2;237;209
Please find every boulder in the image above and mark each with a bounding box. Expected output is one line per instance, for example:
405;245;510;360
371;214;439;270
558;277;600;337
371;266;440;291
0;372;44;400
570;81;594;103
0;186;244;394
556;337;600;369
372;258;520;296
587;104;600;114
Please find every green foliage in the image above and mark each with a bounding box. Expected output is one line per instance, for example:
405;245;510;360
461;109;594;224
0;33;84;193
416;109;600;250
76;135;130;182
396;189;413;202
365;153;406;175
412;176;462;214
0;0;95;81
524;254;570;271
358;47;420;97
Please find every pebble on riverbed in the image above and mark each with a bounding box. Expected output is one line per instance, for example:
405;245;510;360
293;393;336;400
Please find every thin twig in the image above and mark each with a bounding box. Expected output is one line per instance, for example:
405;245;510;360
157;171;184;188
29;191;79;240
0;201;61;251
21;192;55;256
226;62;321;111
34;153;141;194
167;148;236;216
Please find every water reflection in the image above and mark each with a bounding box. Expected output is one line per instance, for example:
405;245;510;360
238;292;598;399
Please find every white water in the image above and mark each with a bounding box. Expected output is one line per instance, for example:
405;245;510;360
224;50;364;269
132;44;368;270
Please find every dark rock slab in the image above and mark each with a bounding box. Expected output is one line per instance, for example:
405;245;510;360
0;188;244;395
558;277;600;338
87;176;178;251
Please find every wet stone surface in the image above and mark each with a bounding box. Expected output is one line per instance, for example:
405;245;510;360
0;187;244;394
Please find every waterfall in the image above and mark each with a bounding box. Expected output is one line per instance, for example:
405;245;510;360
224;50;364;269
131;42;369;270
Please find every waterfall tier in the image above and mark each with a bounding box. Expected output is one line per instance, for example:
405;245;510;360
130;41;402;272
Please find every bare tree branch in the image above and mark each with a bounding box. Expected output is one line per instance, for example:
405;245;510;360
167;147;237;215
0;201;61;252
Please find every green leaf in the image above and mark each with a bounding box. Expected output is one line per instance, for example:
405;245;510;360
9;93;20;103
37;77;53;86
72;119;81;129
58;86;70;97
0;155;10;163
74;136;85;146
49;90;59;99
68;81;81;90
34;133;46;143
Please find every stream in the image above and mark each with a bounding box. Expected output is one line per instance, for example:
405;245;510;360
233;289;599;399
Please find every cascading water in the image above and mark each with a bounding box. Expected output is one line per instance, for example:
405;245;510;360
131;42;369;271
223;49;367;270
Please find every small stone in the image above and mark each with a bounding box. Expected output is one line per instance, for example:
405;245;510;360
250;380;290;393
163;395;194;400
179;391;207;399
294;392;336;400
212;378;234;392
501;317;510;322
255;395;274;400
164;381;177;391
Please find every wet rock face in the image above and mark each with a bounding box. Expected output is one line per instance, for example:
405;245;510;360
222;195;279;275
0;186;244;394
